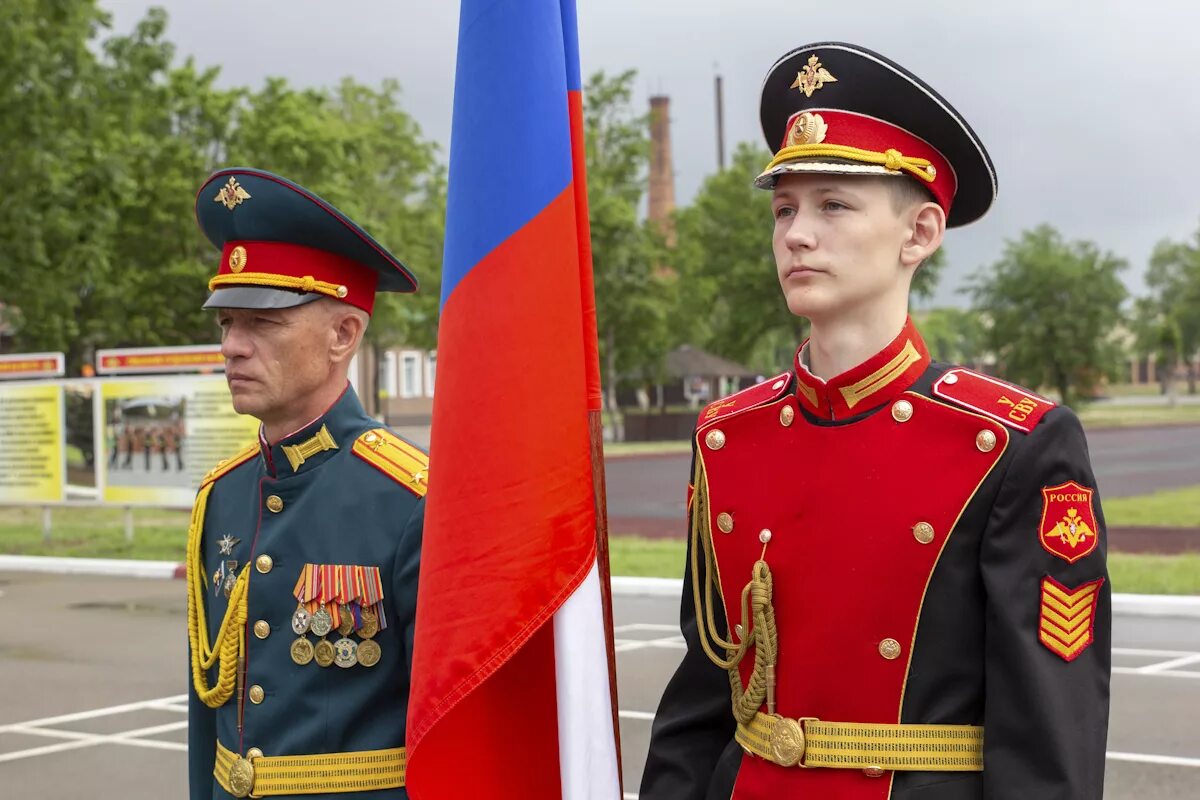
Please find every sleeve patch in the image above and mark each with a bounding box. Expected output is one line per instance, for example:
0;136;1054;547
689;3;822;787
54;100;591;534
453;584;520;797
1039;481;1100;563
352;428;428;497
200;441;260;487
932;368;1055;433
1038;576;1103;662
697;372;792;428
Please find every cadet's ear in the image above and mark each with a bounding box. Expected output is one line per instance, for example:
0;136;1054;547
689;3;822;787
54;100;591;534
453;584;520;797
900;202;945;270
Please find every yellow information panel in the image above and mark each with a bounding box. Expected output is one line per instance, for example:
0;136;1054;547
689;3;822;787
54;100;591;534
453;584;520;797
98;375;259;507
0;382;65;504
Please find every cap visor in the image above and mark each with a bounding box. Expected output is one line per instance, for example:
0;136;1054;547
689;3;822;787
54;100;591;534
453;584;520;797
754;159;903;189
202;286;324;310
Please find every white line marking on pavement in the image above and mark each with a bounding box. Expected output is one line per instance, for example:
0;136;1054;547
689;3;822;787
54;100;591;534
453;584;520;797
1107;751;1200;768
1114;648;1197;658
1114;667;1200;680
1139;653;1200;673
614;623;679;634
0;695;189;763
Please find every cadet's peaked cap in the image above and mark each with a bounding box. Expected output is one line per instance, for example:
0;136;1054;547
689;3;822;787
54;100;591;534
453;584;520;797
196;168;418;314
757;42;996;227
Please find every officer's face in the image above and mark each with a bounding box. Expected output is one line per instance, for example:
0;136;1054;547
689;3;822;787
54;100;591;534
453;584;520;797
215;304;335;424
770;173;918;323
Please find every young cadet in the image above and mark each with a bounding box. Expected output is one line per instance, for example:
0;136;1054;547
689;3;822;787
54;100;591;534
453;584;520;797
640;43;1110;799
186;168;427;799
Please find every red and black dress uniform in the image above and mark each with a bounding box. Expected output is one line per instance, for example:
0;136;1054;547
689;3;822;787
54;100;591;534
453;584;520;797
640;319;1110;799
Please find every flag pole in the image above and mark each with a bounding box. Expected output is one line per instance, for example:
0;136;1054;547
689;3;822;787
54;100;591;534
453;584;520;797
589;410;623;791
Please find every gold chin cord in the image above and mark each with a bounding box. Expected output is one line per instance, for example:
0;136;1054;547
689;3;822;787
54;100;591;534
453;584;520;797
186;481;250;708
689;459;780;724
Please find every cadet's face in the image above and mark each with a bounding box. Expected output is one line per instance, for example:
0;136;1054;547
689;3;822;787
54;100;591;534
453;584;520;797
771;173;913;322
216;305;333;423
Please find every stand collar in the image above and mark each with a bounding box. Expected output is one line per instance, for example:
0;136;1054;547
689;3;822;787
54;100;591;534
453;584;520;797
258;384;370;477
793;317;930;420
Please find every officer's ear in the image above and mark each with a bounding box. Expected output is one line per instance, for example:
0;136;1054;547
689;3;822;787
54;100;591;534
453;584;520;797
899;201;945;270
326;302;369;365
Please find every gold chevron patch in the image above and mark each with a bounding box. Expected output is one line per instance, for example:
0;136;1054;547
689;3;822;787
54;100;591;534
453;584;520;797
1038;575;1103;662
352;428;428;497
200;441;260;487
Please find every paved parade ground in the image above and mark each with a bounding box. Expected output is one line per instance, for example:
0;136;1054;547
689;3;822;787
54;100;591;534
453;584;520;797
0;572;1197;798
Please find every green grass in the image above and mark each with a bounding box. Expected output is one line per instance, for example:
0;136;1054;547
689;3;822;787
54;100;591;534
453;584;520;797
604;440;692;457
0;506;190;561
607;537;1200;595
1104;485;1200;527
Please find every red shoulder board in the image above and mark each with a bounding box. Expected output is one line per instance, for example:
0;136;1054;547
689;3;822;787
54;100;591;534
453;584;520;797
200;441;260;488
933;368;1056;434
696;372;792;428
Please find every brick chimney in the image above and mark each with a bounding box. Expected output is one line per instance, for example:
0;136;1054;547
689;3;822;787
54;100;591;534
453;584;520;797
648;95;676;247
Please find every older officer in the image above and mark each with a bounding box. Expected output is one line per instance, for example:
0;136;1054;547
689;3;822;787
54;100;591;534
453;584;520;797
186;168;428;799
640;43;1110;799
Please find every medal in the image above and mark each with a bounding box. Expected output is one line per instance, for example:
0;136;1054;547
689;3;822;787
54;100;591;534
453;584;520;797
356;639;381;668
357;607;379;639
212;568;223;597
291;604;312;635
218;534;241;556
334;637;358;668
222;560;238;599
290;637;314;665
310;604;333;637
337;612;354;637
314;638;335;667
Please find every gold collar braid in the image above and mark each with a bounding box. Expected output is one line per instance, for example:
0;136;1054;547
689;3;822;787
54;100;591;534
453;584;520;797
690;458;780;724
186;481;250;708
763;144;937;184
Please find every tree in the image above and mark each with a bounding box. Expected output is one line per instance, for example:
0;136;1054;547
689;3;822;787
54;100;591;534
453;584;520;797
967;225;1127;407
582;70;671;435
1139;228;1200;393
916;306;986;365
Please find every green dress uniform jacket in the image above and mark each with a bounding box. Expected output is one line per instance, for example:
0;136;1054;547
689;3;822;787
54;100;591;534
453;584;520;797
188;386;425;799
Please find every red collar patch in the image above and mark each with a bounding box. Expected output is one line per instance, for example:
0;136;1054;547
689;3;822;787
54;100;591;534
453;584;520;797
1038;481;1099;563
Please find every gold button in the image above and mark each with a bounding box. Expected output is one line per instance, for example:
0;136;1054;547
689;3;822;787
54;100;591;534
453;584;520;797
891;399;913;422
248;685;264;704
976;430;997;452
716;512;734;534
266;495;283;513
253;620;270;639
336;285;348;298
364;432;378;444
879;638;901;660
246;748;263;760
705;429;726;450
912;522;935;545
863;766;885;778
779;405;795;426
255;554;273;574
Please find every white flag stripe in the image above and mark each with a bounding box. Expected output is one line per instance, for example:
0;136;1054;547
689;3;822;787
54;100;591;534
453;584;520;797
554;560;622;799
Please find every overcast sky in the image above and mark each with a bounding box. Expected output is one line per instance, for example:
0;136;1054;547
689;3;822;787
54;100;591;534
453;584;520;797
103;0;1200;307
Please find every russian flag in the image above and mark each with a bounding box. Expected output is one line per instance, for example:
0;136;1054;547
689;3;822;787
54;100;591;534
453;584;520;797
406;1;620;798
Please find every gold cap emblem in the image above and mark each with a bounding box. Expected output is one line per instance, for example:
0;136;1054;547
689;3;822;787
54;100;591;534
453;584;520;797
228;245;248;273
785;112;828;147
790;54;838;98
214;176;252;211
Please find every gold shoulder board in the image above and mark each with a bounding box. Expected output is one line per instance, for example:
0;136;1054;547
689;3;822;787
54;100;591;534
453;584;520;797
200;441;260;488
352;428;428;497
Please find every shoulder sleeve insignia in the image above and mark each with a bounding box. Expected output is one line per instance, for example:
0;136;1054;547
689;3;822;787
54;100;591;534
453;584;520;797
351;428;428;497
932;368;1056;433
697;372;792;428
1039;481;1099;563
1038;575;1103;661
200;441;260;488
